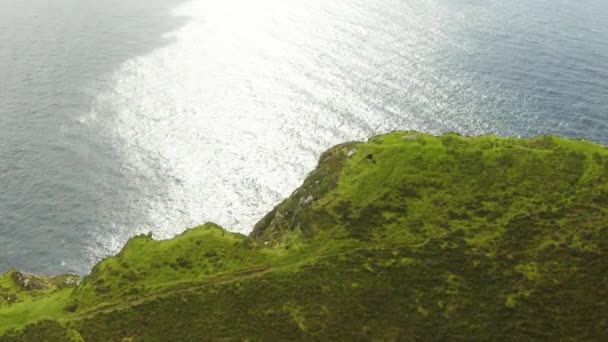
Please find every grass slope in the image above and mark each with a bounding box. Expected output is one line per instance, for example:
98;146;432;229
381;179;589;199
0;271;78;308
1;132;607;341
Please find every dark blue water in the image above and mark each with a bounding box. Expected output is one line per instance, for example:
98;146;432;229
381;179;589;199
1;0;607;275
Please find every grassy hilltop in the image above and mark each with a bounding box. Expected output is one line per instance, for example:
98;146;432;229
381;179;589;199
1;132;607;341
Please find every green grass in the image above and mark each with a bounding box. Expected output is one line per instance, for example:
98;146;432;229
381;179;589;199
0;271;78;309
1;131;608;341
0;290;74;333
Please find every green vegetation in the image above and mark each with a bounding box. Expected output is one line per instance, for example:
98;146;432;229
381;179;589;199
1;132;607;341
0;271;78;308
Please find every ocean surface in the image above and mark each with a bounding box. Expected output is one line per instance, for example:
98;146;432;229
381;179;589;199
1;0;607;275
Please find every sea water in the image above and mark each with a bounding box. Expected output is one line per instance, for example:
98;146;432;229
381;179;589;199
1;0;607;275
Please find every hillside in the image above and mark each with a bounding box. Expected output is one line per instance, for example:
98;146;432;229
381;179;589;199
1;132;607;341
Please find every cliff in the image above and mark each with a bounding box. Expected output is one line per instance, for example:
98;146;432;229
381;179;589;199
1;132;607;341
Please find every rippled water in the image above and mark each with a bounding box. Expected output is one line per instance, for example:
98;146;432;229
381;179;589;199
1;0;607;275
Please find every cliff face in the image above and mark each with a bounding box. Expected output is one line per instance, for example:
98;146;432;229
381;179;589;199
1;132;608;341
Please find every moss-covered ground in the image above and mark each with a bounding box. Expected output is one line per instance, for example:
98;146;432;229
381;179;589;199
1;132;607;341
0;271;78;308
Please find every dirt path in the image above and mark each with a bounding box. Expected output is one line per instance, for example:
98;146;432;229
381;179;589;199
71;245;363;321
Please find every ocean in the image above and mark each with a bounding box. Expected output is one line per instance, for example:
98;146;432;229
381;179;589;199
1;0;607;275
